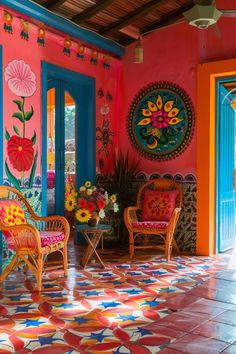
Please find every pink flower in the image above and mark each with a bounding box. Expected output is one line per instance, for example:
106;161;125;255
5;60;36;97
151;111;170;129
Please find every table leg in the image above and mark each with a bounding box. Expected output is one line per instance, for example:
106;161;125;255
80;231;105;268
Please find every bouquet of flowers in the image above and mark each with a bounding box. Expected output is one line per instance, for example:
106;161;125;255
65;180;119;224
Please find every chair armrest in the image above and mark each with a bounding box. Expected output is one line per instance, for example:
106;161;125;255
1;223;41;249
31;215;70;242
124;207;139;230
167;207;182;232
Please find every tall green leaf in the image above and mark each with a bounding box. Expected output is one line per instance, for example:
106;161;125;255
24;106;34;121
5;129;10;141
29;150;38;188
5;160;21;190
31;130;36;145
12;112;24;122
13;99;23;112
13;125;20;136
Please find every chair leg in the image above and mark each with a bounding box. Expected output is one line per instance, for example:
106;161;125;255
165;232;173;261
172;239;179;254
63;246;68;277
0;254;19;282
129;232;134;258
35;254;43;291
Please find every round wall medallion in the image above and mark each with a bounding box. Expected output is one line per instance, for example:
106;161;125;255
127;81;195;161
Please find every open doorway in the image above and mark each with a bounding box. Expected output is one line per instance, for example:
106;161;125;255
216;79;236;252
41;62;96;219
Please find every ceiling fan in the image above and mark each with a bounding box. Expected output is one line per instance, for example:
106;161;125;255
183;0;236;30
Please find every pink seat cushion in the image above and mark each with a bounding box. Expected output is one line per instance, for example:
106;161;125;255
141;190;178;221
3;230;65;249
39;231;65;246
132;221;168;229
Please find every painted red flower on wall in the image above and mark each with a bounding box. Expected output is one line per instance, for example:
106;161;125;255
7;136;34;172
4;59;38;190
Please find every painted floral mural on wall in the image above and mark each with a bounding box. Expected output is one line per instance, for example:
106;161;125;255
4;60;38;190
127;81;195;161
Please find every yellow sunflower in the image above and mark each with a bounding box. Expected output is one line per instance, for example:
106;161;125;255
75;208;91;222
110;194;116;203
85;181;92;188
65;195;76;212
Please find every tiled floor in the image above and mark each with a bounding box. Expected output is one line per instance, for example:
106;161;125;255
0;240;235;353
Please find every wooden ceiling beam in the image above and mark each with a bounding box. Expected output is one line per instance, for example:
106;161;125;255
100;0;168;36
44;0;67;10
119;2;194;46
72;0;116;23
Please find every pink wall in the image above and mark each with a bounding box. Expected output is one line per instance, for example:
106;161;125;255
121;5;236;176
1;9;122;184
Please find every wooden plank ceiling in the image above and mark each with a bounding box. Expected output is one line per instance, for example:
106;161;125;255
31;0;195;45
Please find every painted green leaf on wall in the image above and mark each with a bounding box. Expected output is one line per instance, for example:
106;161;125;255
13;99;23;112
12;112;24;122
31;131;36;145
29;150;38;188
24;106;34;121
13;125;20;136
5;129;10;141
5;160;21;190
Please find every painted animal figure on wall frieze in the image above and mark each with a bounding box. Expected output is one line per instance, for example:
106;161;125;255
127;81;195;161
4;59;38;190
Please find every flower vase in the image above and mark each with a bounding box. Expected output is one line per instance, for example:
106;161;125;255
87;212;100;227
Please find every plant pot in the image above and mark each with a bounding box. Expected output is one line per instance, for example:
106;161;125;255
87;213;100;227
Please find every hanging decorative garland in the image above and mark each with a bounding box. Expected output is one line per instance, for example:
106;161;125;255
127;81;195;161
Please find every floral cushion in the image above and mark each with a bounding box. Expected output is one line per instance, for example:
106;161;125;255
0;200;26;226
141;190;178;221
132;221;168;229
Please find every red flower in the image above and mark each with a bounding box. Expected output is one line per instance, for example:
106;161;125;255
97;199;105;210
78;198;88;209
7;135;34;172
87;201;96;212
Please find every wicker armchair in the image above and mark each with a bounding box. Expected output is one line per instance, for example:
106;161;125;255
0;186;70;290
124;179;182;260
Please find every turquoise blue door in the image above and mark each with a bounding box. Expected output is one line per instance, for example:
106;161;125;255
217;83;236;252
42;62;96;217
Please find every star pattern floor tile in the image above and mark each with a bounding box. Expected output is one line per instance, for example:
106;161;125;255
0;242;229;353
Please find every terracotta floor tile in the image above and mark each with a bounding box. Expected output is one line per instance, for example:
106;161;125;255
213;310;236;326
168;333;229;354
194;297;234;310
192;320;236;343
157;312;208;332
178;303;225;316
221;344;236;353
165;293;199;310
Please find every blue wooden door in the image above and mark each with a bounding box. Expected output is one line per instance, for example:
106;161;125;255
42;63;96;217
217;84;236;252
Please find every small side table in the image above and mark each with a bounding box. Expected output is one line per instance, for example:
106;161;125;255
77;224;112;268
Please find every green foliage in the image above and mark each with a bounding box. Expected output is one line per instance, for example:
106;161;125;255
29;150;38;188
5;160;21;190
12;112;24;122
13;125;20;136
24;106;34;121
13;99;23;111
31;130;36;145
5;129;10;141
99;151;141;244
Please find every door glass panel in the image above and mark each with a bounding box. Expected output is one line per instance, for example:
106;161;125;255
65;90;76;197
47;88;56;215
